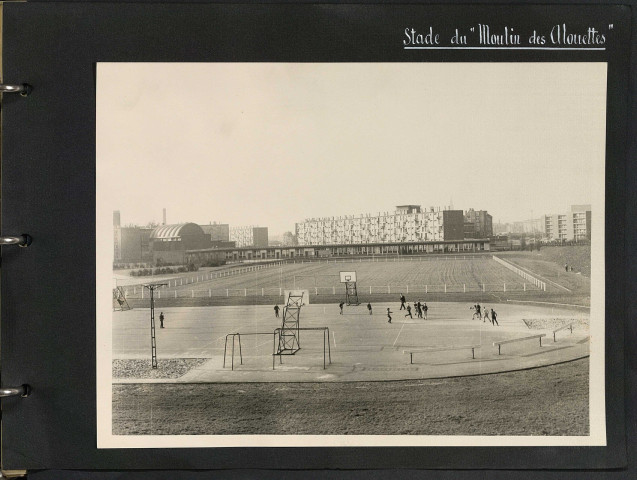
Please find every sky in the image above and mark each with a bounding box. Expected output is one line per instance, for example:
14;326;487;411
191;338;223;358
97;62;606;236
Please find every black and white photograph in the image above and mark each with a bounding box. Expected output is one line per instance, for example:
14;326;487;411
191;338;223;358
96;62;606;448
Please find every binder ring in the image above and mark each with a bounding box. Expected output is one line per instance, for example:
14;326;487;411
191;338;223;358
0;83;32;96
0;234;32;247
0;385;31;398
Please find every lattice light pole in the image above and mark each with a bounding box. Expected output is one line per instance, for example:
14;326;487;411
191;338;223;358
143;283;167;368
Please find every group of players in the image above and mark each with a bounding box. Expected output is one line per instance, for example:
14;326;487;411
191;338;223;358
283;294;498;327
471;303;499;326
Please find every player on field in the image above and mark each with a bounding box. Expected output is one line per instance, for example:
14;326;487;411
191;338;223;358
387;308;393;323
491;308;499;326
471;304;479;320
483;306;490;322
367;303;373;315
159;312;165;328
416;301;423;318
405;304;413;318
400;293;406;310
476;303;482;319
339;302;344;315
274;305;280;318
423;303;428;320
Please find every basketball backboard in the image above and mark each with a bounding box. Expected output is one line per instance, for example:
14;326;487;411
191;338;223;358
339;271;357;283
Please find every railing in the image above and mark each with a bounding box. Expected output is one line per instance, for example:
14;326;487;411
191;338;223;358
492;256;546;291
493;334;546;355
404;345;480;364
122;281;542;299
553;322;575;342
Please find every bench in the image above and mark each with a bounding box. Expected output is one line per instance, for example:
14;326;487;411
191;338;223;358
493;334;546;355
553;322;575;342
404;345;481;364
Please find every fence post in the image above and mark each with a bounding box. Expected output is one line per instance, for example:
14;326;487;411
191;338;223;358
191;290;194;298
245;289;247;296
463;284;465;293
503;283;506;292
370;286;372;294
444;284;447;293
524;283;526;291
263;288;265;296
279;288;282;296
332;286;335;294
425;285;428;294
226;289;229;297
141;289;144;299
209;289;212;297
406;285;409;294
483;283;485;292
175;291;177;298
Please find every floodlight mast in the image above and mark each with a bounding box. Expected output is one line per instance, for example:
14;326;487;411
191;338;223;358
143;283;168;368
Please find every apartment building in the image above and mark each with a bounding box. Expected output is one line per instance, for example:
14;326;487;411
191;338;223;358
295;206;467;246
230;226;269;247
542;205;591;241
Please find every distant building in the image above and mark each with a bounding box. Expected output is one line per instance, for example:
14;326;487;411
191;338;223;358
200;222;230;242
149;223;211;264
464;209;493;238
113;211;153;264
295;205;470;246
542;205;591;241
230;226;269;247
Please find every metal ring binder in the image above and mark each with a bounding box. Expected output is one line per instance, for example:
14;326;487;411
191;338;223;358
0;234;32;247
0;83;32;96
0;385;31;398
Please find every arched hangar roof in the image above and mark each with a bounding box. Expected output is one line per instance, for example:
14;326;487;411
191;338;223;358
150;223;205;240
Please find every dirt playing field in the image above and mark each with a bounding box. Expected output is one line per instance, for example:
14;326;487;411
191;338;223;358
112;357;588;436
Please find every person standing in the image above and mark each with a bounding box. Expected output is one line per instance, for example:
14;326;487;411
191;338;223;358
483;306;489;323
416;301;423;318
387;308;393;323
274;305;280;318
491;308;499;326
423;303;428;320
400;293;406;310
367;303;373;315
405;304;413;318
159;311;165;328
339;302;344;314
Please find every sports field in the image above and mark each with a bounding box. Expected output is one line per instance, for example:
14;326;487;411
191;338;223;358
112;301;589;383
111;251;592;437
116;255;583;310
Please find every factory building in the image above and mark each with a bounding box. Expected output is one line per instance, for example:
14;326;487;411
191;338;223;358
149;223;211;265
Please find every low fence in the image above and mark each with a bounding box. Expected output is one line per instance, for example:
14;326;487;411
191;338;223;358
117;254;494;290
492;256;546;291
121;281;540;299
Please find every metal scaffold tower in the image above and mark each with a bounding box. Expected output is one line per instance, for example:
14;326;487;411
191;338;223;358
143;283;167;368
276;291;304;356
345;281;360;305
113;286;132;311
